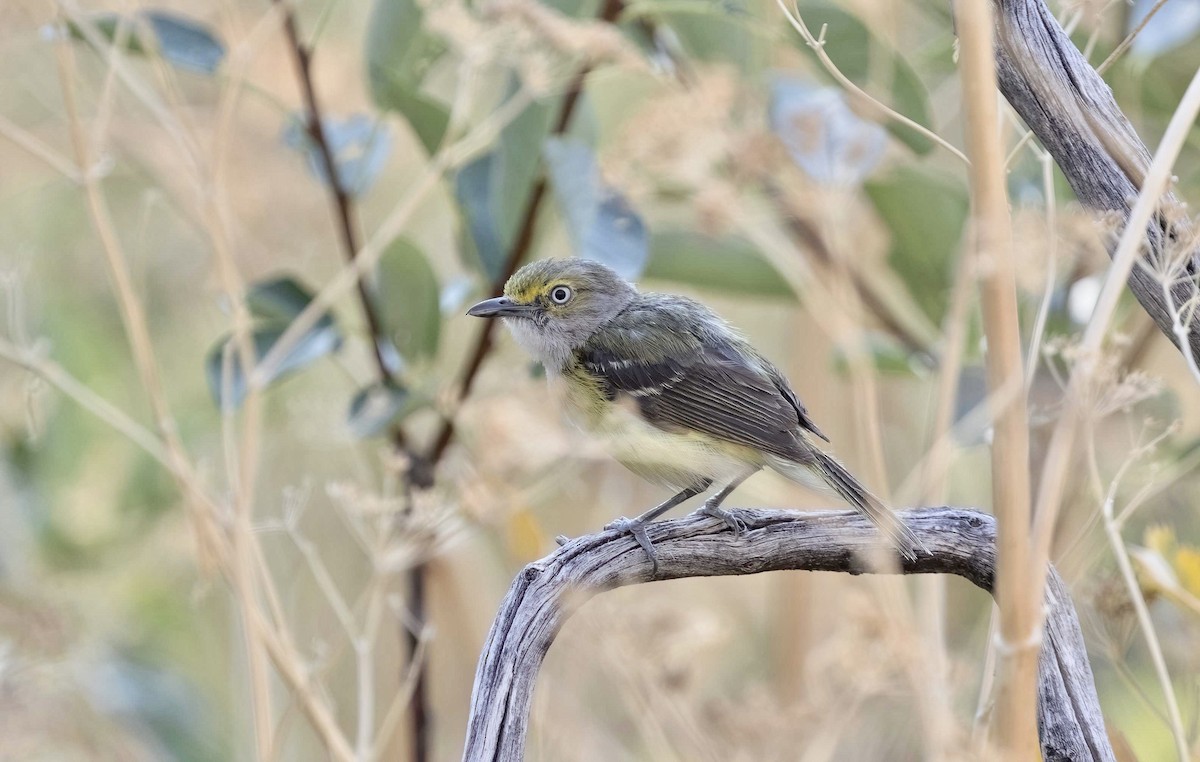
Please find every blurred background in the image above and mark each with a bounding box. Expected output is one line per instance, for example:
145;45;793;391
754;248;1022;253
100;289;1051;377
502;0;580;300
2;0;1200;759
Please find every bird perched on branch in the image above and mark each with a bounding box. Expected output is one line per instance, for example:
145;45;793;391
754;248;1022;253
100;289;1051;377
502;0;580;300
468;258;922;571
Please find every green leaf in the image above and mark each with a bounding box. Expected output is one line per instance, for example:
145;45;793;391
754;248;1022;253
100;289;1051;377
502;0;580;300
377;238;441;360
544;0;600;16
206;276;341;409
495;98;555;243
789;2;933;154
865;166;968;323
281;114;393;196
365;0;450;154
543;138;649;278
644;230;793;298
66;15;149;54
205;320;341;410
832;332;925;375
375;88;449;156
454;94;554;279
623;0;773;72
455;154;508;281
246;276;317;323
66;11;225;74
888;62;934;154
143;11;226;74
347;381;410;439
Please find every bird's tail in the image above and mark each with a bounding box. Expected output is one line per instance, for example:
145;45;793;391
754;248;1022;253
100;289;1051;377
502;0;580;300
786;450;925;561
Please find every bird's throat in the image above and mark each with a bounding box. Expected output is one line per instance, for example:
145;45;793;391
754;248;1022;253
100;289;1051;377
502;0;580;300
502;318;572;372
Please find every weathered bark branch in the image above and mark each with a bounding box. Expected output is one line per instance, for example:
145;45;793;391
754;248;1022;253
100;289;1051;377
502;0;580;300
991;0;1200;359
463;508;1114;761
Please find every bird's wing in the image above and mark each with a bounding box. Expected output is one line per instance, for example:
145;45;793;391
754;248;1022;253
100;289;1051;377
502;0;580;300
763;362;830;443
578;310;813;461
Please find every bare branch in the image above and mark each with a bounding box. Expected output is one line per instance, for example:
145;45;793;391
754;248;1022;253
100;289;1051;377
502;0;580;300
992;0;1200;361
463;508;1114;762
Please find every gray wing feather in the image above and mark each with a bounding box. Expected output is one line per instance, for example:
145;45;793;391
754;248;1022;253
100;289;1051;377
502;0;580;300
579;307;814;460
768;368;830;442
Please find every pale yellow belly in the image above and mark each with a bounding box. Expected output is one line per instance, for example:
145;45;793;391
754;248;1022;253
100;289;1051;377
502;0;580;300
558;376;762;490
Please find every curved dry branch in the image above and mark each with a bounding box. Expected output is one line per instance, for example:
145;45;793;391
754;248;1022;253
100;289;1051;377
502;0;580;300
991;0;1200;360
462;508;1114;762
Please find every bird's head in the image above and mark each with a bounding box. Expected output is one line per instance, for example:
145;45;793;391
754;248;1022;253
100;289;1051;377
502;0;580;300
467;258;637;369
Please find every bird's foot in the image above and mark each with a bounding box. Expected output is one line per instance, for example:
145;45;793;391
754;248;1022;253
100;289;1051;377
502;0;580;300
603;516;660;574
693;502;748;536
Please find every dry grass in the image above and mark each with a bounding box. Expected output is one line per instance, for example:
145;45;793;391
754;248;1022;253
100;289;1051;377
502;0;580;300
1;0;1199;760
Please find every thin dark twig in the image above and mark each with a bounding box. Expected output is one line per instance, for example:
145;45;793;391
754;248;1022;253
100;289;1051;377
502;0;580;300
421;0;625;475
403;7;621;748
274;1;410;451
405;532;429;762
422;176;548;469
394;3;624;757
769;188;938;362
272;4;428;760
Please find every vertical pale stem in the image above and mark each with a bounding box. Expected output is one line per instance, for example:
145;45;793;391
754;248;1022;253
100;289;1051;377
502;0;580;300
815;192;952;758
955;0;1037;756
53;20;273;755
918;245;976;758
1029;65;1200;761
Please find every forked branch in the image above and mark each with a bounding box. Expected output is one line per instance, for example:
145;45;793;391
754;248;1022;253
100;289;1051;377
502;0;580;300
463;508;1114;762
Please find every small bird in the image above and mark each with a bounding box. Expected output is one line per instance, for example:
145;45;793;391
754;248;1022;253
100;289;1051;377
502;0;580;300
468;258;922;570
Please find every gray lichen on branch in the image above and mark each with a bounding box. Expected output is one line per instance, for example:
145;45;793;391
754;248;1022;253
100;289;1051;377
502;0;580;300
462;508;1115;762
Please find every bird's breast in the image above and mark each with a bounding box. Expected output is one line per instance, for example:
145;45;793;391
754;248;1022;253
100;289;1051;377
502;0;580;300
558;363;759;488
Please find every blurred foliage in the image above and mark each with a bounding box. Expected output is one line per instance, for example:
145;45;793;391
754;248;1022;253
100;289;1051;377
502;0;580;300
377;237;441;360
789;1;934;154
866;166;969;323
645;230;792;297
2;0;1200;759
283;114;394;196
66;10;226;74
205;276;342;409
455;94;556;280
365;0;450;153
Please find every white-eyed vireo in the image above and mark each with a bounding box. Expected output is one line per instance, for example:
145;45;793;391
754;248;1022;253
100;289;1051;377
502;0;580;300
468;258;922;570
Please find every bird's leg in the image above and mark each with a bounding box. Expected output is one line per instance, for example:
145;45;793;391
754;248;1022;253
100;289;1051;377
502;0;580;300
692;469;758;535
604;480;711;574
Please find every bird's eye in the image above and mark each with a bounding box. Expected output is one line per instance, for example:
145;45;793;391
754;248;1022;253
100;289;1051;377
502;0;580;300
549;285;573;304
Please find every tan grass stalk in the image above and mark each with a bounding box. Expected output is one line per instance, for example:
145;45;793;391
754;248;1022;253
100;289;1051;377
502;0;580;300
820;197;956;758
1026;65;1200;762
1086;432;1190;758
0;339;173;471
954;0;1037;755
52;27;195;517
0;112;81;181
45;12;379;756
915;230;977;759
52;28;278;757
1025;152;1060;385
1096;0;1174;74
55;1;204;180
746;190;953;756
776;0;969;166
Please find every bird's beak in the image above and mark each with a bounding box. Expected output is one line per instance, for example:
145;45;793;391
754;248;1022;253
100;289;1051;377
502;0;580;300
466;296;536;318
